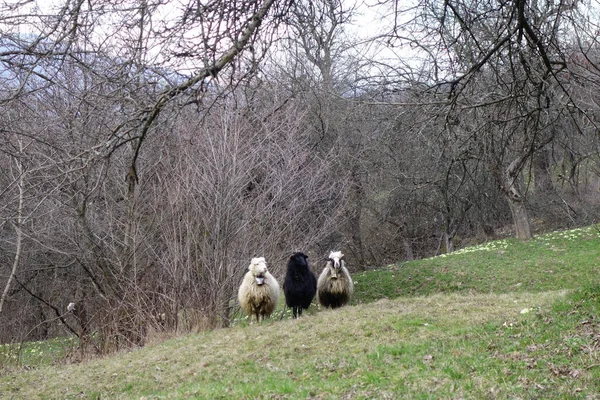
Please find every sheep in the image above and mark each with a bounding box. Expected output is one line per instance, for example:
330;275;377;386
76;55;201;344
317;251;354;309
238;257;280;322
283;252;317;318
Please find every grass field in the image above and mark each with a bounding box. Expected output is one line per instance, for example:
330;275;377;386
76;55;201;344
1;226;600;399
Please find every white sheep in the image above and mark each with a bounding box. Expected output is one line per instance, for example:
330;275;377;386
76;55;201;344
238;257;280;322
317;251;354;308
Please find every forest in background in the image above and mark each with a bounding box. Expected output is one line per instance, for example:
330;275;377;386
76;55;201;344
1;0;600;353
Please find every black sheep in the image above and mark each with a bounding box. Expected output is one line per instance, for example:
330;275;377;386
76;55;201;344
283;252;317;318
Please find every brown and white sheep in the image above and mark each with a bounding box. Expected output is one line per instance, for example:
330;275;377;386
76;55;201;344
317;251;354;309
238;257;280;322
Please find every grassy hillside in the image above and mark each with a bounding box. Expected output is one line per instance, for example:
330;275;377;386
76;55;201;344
353;226;600;303
1;226;600;399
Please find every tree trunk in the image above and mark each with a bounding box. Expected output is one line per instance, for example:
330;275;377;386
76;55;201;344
442;231;455;253
503;162;532;239
533;149;554;194
507;196;531;239
402;237;414;260
349;165;366;269
218;286;231;328
493;156;533;240
0;139;26;313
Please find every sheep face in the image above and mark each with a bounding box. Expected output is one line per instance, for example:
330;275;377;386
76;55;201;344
249;257;269;286
327;251;344;279
289;252;309;269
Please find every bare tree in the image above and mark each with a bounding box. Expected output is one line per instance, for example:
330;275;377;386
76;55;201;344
147;94;348;328
275;0;381;266
373;0;600;239
0;0;287;349
0;135;26;313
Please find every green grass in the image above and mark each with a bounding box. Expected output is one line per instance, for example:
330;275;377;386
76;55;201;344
0;337;77;368
1;226;600;399
353;225;600;302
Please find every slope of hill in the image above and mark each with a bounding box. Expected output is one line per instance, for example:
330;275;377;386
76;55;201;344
353;226;600;303
1;226;600;399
